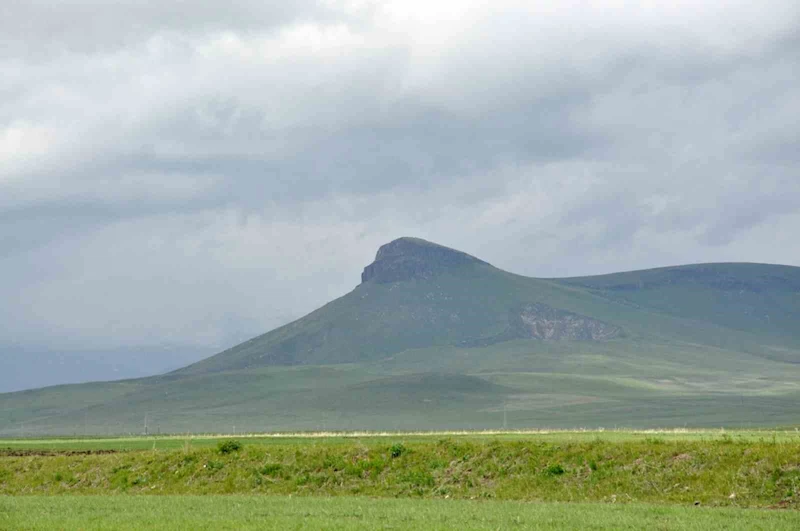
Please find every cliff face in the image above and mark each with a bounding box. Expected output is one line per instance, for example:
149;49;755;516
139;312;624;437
360;239;619;342
361;237;489;284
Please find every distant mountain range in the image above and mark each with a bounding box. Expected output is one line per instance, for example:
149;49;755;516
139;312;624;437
0;345;218;394
2;237;799;435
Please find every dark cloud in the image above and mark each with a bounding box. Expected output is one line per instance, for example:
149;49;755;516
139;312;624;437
1;0;799;387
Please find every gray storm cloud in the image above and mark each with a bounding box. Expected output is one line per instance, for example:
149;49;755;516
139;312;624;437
1;0;799;364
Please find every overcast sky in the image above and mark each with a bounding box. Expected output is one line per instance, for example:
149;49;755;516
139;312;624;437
3;0;800;359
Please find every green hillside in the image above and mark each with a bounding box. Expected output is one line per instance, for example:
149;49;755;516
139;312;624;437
557;263;800;357
2;237;799;435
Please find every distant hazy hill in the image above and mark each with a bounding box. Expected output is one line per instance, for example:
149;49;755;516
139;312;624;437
0;345;218;393
2;237;799;435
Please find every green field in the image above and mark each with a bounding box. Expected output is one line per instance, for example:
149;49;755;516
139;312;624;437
2;495;799;530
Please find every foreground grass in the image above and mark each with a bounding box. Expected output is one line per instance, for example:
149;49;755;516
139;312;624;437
2;438;799;508
3;428;800;452
1;495;799;530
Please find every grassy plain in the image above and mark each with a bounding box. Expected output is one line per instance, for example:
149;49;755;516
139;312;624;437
4;359;800;436
2;428;800;451
3;495;800;530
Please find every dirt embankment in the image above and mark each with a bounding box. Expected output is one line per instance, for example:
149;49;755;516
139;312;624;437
1;447;120;457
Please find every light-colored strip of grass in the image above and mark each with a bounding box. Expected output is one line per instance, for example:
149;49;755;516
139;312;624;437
1;495;799;530
2;427;800;451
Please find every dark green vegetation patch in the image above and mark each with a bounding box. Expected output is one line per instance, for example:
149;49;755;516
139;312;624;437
216;439;242;455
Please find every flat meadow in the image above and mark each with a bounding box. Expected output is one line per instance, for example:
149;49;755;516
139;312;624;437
3;495;800;530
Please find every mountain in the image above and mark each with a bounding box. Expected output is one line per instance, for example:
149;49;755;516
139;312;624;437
2;237;800;435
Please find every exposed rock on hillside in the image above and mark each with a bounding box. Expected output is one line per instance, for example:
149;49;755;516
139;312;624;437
459;302;620;346
512;303;620;341
361;237;488;284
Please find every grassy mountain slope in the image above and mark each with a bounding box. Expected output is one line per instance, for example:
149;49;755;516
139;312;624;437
1;238;799;435
180;261;800;374
557;263;800;351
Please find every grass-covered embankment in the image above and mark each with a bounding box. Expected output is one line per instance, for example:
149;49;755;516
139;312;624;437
2;438;799;507
3;495;800;530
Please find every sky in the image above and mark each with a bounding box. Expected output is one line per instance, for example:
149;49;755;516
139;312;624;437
2;1;800;387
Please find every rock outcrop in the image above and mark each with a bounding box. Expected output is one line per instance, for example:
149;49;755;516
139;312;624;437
512;303;620;341
459;302;621;346
361;237;489;284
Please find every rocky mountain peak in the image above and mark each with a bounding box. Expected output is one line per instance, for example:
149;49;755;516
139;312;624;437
361;237;488;284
